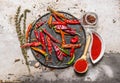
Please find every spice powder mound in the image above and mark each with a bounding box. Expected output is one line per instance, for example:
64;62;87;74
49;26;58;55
74;59;88;73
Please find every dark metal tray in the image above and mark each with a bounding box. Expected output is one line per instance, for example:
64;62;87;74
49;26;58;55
29;11;86;68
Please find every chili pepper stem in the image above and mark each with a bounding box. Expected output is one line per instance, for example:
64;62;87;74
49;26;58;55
65;55;75;65
59;47;69;55
76;32;81;37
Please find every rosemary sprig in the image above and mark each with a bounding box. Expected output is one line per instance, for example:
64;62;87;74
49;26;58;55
14;6;31;73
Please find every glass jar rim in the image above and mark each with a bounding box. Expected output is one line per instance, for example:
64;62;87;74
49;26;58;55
85;12;98;25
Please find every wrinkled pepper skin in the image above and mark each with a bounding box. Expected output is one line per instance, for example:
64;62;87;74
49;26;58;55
52;42;64;61
70;36;79;44
39;30;46;51
26;23;32;42
42;28;61;44
64;19;80;24
46;35;52;55
21;42;41;48
31;47;48;57
48;15;53;28
62;44;81;48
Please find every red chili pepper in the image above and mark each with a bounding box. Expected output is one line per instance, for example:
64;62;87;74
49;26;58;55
48;7;66;19
21;42;41;48
70;36;79;44
55;29;68;35
31;47;48;57
26;23;32;42
63;28;81;36
42;28;61;44
63;28;76;35
52;42;64;61
60;29;66;46
46;35;52;55
34;30;39;41
70;47;75;58
48;15;53;28
64;19;80;24
39;30;46;51
54;25;68;30
36;21;46;28
52;14;61;22
62;53;67;57
52;21;66;25
62;44;81;48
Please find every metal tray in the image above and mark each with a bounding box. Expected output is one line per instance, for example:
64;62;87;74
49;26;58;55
29;11;86;68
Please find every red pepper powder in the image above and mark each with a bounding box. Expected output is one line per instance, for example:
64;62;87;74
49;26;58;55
91;33;102;60
74;59;88;73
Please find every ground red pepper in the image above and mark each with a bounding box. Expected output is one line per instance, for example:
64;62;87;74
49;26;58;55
91;33;102;60
74;59;88;73
87;15;96;23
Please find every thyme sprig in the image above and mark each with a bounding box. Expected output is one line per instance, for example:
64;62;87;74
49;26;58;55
14;6;31;73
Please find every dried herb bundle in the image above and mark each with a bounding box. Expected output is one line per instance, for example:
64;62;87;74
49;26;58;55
14;6;31;73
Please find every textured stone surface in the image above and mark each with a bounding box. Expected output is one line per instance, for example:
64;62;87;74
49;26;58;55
16;53;120;83
0;0;120;82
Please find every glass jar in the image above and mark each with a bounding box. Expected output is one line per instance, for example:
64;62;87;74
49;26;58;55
81;12;98;28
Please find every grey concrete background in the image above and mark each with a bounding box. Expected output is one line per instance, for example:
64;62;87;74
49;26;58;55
0;0;120;83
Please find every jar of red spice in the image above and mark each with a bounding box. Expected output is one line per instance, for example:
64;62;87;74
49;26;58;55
81;12;98;28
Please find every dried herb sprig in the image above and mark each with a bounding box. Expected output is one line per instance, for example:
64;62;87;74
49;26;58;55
14;6;31;73
23;9;31;35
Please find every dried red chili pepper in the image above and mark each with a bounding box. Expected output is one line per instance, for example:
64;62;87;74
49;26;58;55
46;35;52;55
52;42;64;61
48;7;66;19
70;36;79;44
42;28;61;44
52;14;61;22
31;47;48;57
48;15;53;28
60;29;66;46
34;30;39;41
64;19;80;24
62;53;67;57
54;25;68;30
26;23;32;42
62;44;81;48
63;28;81;36
59;47;69;55
36;21;46;28
55;29;68;35
21;42;41;48
70;47;75;58
52;21;66;25
39;30;46;51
